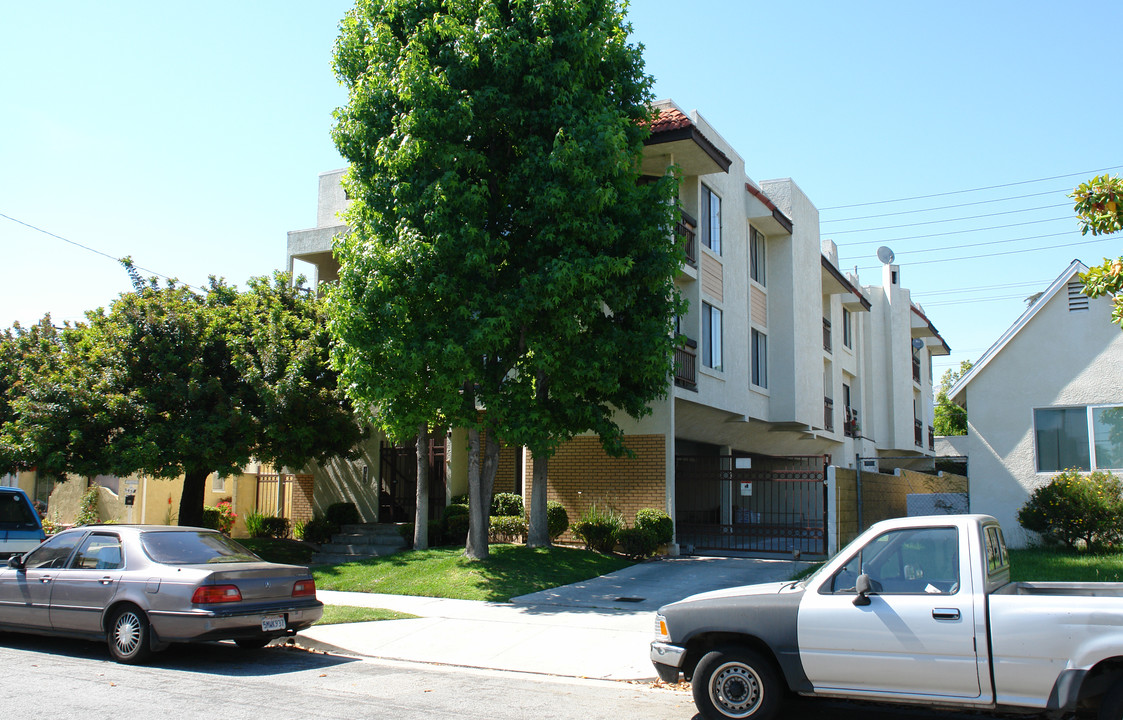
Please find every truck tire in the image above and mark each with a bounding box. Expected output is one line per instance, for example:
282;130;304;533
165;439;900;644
1100;683;1123;720
692;646;782;720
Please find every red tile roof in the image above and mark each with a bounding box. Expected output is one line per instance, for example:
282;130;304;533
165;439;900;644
650;106;694;134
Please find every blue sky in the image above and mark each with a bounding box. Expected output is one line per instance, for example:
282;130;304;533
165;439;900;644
3;1;1122;380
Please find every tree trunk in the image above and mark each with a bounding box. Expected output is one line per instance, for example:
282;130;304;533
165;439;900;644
414;423;429;550
527;452;550;548
527;371;550;548
465;425;500;560
178;467;209;527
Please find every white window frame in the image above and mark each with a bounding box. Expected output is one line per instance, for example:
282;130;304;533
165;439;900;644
749;225;765;285
702;302;723;371
701;185;721;256
1033;404;1123;473
751;328;767;389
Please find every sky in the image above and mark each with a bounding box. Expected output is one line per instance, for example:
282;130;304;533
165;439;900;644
3;1;1122;381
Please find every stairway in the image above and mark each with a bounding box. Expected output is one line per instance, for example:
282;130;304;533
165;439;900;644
311;523;408;564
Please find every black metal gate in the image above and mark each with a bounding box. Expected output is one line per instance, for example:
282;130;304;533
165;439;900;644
675;454;828;556
379;436;446;524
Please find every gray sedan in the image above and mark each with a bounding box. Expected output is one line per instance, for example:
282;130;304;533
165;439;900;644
0;525;323;663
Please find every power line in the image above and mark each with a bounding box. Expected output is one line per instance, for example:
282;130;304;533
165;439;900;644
912;280;1050;297
835;216;1074;248
851;234;1114;270
839;231;1074;265
820;165;1123;211
0;212;202;293
827;202;1071;234
821;189;1070;223
922;293;1040;308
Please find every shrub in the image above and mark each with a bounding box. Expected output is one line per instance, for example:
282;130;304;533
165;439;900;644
491;493;524;518
398;521;443;548
75;486;100;526
298;516;337;544
635;508;673;546
617;526;659;559
442;503;470;545
260;516;291;539
546;500;569;540
1017;469;1123;550
489;515;527;543
325;502;361;527
572;502;624;554
201;499;236;535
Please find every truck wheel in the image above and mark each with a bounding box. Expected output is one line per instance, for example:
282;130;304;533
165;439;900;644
692;646;782;720
107;605;152;664
1100;683;1123;720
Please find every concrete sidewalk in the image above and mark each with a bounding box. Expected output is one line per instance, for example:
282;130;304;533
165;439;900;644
296;556;809;680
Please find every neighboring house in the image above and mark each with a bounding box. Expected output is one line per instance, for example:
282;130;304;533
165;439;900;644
287;99;950;554
948;260;1123;547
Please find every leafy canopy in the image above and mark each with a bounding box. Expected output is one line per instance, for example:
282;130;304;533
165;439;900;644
933;359;972;437
1071;174;1123;328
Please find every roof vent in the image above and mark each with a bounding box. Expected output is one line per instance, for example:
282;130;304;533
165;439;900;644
1067;281;1089;312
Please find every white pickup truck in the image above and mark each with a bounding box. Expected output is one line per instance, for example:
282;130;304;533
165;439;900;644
651;514;1123;720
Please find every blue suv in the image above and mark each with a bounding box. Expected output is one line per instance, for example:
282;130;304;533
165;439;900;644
0;487;46;559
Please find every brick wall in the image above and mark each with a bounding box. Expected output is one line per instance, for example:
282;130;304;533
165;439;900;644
526;434;667;544
834;467;969;547
291;474;314;524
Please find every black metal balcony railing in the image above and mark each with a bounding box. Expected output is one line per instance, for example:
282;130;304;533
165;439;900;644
844;407;860;438
674;345;697;391
912;356;921;383
928;426;935;451
823;318;832;353
914;419;924;447
676;212;697;268
824;397;834;432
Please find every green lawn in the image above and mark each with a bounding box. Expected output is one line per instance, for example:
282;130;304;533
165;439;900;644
1009;547;1123;582
311;544;635;602
317;605;417;625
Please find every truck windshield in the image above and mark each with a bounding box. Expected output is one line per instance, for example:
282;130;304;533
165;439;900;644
0;492;39;530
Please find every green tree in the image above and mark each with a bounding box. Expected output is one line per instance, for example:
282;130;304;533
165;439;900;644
1;270;363;527
329;0;680;557
933;360;972;436
1071;175;1123;328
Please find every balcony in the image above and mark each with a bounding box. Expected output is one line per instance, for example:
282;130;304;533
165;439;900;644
914;419;924;447
912;356;921;383
674;344;697;391
928;426;935;451
844;407;860;438
823;318;832;353
676;211;697;268
824;397;835;432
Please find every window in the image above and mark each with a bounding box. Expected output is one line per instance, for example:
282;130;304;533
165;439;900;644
23;533;83;570
700;185;721;255
702;303;723;371
984;525;1009;576
824;526;959;596
749;226;765;285
842;308;853;349
1036;405;1123;472
72;533;124;570
751;329;767;388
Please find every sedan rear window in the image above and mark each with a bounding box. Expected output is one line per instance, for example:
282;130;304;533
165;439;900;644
140;531;261;565
0;492;38;530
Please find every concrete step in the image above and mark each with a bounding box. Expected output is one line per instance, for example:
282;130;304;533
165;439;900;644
310;523;409;565
320;541;404;554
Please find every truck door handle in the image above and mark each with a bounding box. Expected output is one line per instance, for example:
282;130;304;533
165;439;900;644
99;577;113;585
39;577;51;584
933;608;960;620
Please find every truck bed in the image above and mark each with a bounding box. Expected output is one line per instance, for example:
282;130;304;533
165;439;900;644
993;581;1123;597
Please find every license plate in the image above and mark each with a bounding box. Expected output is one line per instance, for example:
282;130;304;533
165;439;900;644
261;615;286;632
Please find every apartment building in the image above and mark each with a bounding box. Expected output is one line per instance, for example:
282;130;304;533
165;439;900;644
285;99;949;555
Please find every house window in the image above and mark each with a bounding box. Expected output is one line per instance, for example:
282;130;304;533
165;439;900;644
842;308;853;349
749;226;765;285
751;328;767;388
700;185;721;255
211;475;226;493
1032;406;1123;472
702;303;723;371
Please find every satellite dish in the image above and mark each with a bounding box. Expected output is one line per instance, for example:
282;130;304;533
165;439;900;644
876;246;895;264
911;338;925;350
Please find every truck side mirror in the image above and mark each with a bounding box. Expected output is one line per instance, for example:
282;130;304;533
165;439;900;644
853;573;872;606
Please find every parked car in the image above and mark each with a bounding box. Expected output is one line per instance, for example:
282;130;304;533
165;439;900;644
0;487;46;559
652;514;1123;720
0;525;323;663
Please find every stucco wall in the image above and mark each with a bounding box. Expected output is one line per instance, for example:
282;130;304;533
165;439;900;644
966;286;1123;547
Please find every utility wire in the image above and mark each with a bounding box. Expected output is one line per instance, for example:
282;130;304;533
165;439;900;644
852;234;1113;270
911;280;1050;297
820;165;1123;211
827;202;1072;235
839;231;1074;265
821;189;1070;223
836;216;1074;247
0;212;203;293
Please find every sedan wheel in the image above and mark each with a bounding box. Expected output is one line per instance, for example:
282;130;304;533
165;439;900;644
108;606;152;664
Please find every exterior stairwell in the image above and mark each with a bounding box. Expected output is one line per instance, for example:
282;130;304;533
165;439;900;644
311;523;408;564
